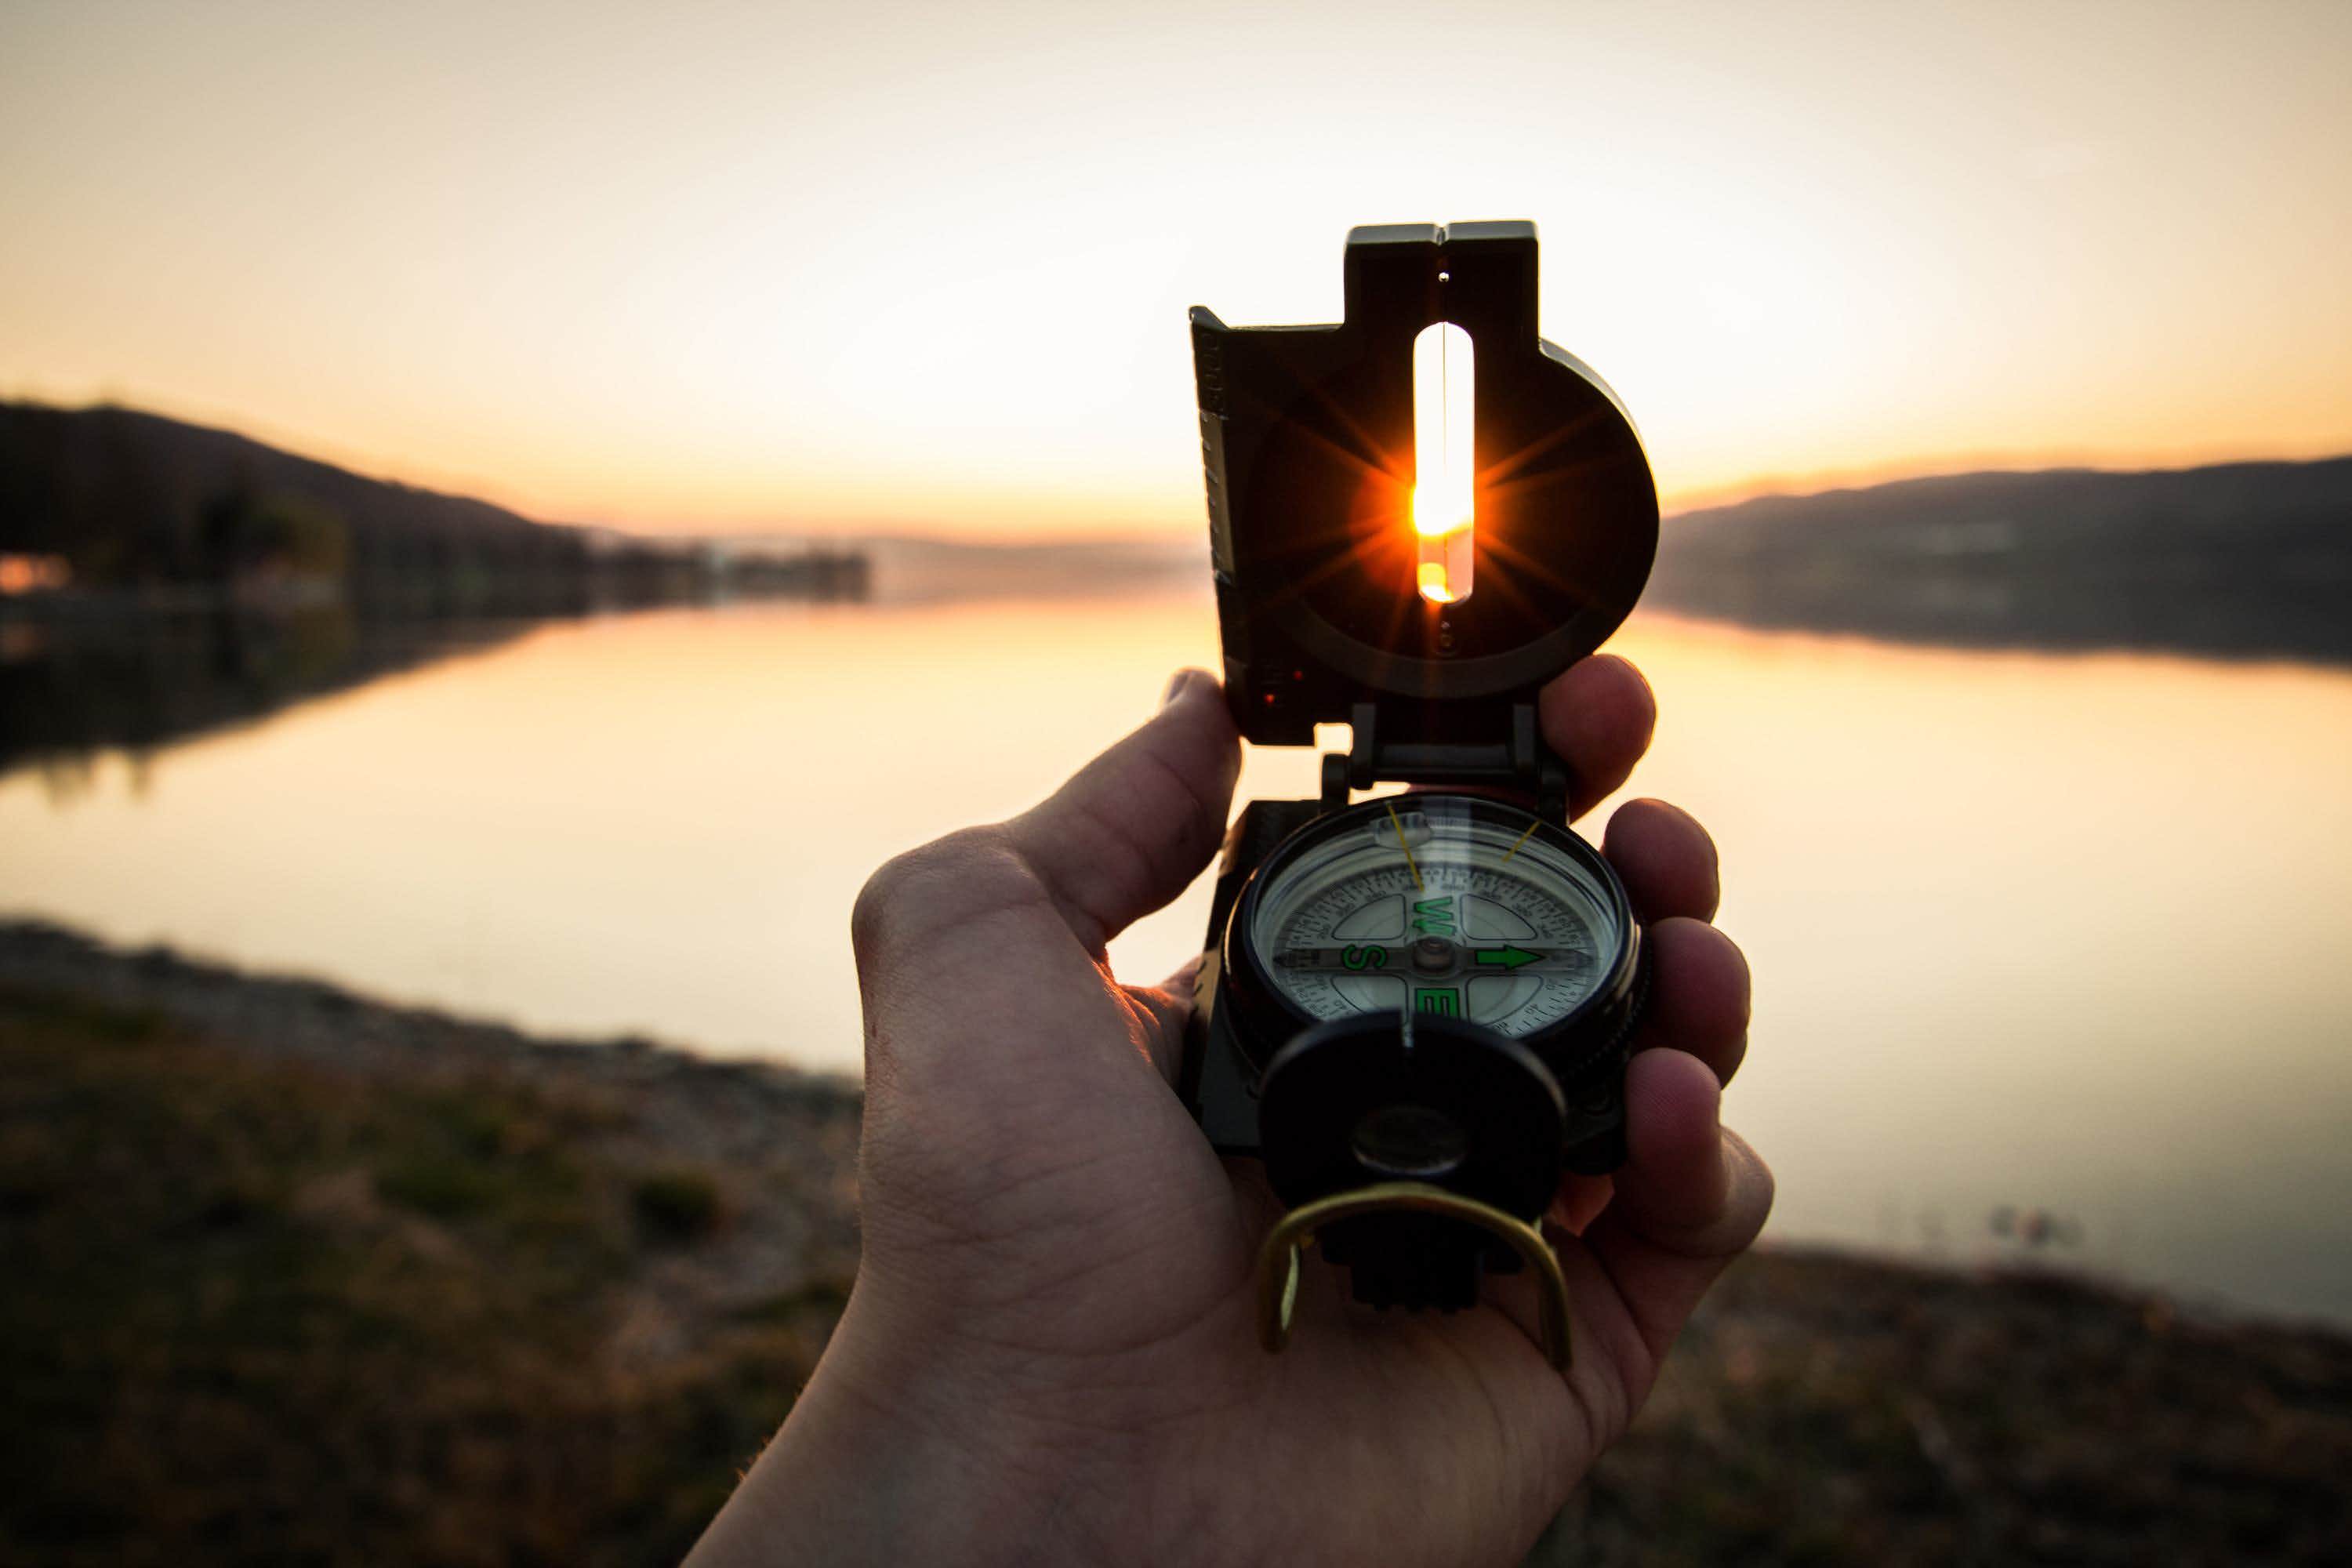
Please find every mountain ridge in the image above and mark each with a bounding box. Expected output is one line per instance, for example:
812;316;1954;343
8;398;2347;661
1645;452;2352;662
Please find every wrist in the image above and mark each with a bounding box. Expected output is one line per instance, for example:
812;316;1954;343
684;1287;1178;1566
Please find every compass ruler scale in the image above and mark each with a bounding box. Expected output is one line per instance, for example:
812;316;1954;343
1178;222;1661;1365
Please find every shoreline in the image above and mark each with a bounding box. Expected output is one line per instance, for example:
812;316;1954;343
4;919;2348;1562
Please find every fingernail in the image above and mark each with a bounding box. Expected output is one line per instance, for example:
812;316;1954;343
1160;670;1196;710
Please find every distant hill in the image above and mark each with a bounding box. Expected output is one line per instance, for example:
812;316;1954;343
0;402;864;616
0;401;599;615
10;401;2348;662
1650;459;2352;662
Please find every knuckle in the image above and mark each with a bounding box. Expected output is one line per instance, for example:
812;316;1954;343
849;855;915;960
851;827;1018;964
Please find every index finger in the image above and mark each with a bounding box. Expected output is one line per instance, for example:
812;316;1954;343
1538;653;1657;820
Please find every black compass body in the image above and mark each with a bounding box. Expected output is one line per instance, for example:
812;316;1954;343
1180;222;1660;1313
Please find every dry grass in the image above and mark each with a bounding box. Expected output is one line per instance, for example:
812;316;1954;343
1548;1242;2352;1563
4;935;2349;1566
0;983;848;1566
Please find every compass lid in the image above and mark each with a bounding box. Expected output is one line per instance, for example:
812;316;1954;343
1191;222;1657;763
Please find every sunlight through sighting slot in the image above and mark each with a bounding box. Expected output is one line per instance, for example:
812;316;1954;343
1412;321;1475;604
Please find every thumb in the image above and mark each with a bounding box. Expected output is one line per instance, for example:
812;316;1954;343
1003;669;1240;954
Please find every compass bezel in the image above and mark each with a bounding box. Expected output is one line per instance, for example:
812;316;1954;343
1221;791;1641;1087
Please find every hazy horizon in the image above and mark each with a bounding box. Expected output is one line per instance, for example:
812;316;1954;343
18;392;2350;552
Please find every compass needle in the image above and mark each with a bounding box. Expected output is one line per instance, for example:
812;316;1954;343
1383;800;1425;893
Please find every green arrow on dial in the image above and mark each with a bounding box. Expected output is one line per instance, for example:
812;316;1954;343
1472;945;1542;971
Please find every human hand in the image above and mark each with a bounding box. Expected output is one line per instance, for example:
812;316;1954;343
687;657;1768;1567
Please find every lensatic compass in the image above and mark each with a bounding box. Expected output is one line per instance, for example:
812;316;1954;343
1180;222;1659;1367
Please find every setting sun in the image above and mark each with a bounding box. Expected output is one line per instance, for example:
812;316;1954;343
1412;320;1475;604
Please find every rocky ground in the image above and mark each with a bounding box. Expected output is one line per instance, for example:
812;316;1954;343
2;920;2347;1566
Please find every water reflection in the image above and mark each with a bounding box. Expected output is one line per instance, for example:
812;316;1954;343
0;543;1149;787
1;590;2348;1324
0;608;532;792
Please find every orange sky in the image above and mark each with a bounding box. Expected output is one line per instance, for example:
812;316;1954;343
5;1;2350;539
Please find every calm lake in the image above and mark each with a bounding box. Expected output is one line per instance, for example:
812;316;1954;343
5;581;2350;1325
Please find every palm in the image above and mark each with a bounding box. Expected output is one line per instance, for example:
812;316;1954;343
898;884;1618;1568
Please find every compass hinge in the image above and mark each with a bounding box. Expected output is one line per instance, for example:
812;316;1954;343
1321;701;1568;821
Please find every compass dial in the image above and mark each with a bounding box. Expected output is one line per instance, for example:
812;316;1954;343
1240;797;1627;1041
